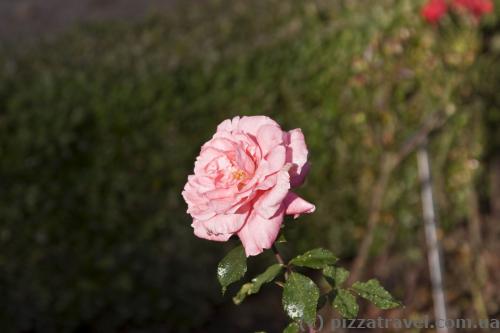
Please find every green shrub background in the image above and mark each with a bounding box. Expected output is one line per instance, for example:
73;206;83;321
1;0;499;332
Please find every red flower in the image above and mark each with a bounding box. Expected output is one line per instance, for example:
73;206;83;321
452;0;494;17
422;0;449;23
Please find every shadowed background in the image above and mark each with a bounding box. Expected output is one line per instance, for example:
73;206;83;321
1;0;499;332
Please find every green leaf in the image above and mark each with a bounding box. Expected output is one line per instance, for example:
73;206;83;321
352;279;402;309
283;322;300;333
217;245;247;294
289;248;338;269
332;289;359;319
233;264;283;305
233;283;253;304
282;272;320;325
323;266;349;288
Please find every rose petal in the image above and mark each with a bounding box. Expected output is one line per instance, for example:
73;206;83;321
257;124;284;157
192;219;233;242
237;116;280;136
284;192;316;218
290;162;310;188
264;145;286;175
203;137;236;151
237;206;285;256
286;129;310;187
200;212;248;235
254;167;290;219
255;173;277;191
216;116;240;132
235;145;256;174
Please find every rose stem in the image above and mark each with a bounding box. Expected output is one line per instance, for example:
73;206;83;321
271;244;285;265
271;243;290;279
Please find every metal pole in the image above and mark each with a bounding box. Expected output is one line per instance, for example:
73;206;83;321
417;142;449;333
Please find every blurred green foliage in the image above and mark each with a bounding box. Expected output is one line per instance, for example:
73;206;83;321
0;0;497;331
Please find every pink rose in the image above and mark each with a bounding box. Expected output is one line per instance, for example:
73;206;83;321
182;116;315;256
421;0;448;23
452;0;493;17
